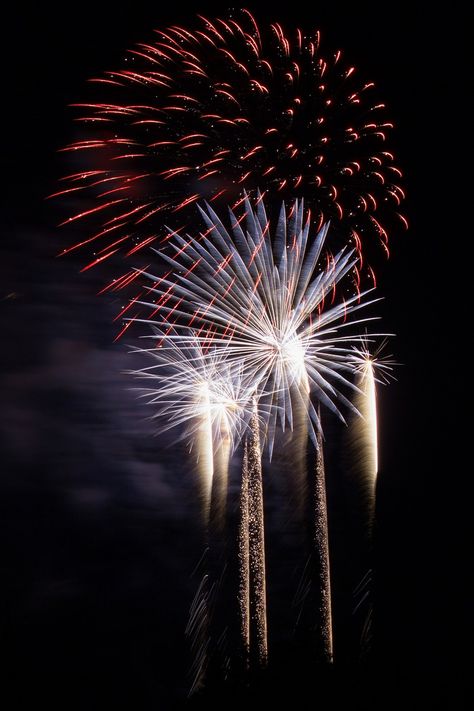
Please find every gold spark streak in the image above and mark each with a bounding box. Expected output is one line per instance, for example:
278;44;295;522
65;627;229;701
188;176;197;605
314;424;334;663
247;401;268;667
210;417;231;536
238;400;268;668
351;360;378;522
364;360;378;481
238;440;250;661
288;372;311;523
293;374;333;661
197;384;214;524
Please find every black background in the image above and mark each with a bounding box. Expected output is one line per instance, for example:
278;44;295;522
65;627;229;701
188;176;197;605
1;3;470;709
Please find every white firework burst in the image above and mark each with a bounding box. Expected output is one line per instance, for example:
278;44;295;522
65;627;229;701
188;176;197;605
137;196;383;454
349;336;398;385
131;327;256;454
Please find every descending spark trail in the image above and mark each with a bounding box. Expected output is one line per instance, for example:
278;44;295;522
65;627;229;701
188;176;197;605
210;415;231;536
348;339;396;521
238;442;250;662
238;405;268;670
345;340;396;656
243;401;268;668
314;424;333;662
358;358;378;488
197;381;214;521
289;375;334;659
289;370;311;521
186;573;210;695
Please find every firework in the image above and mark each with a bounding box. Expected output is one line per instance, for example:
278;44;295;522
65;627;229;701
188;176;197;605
236;400;268;670
131;328;255;519
131;328;265;685
131;322;274;669
345;338;396;657
291;404;333;663
136;198;385;665
139;197;382;456
348;337;396;521
313;422;333;662
210;415;231;536
246;400;268;667
185;572;210;695
54;9;406;288
238;442;250;662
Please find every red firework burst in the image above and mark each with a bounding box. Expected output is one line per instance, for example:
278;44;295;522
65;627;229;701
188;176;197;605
52;9;406;327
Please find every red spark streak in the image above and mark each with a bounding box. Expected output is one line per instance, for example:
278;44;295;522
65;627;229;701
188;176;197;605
59;199;126;226
126;235;158;256
173;194;200;212
105;203;152;225
113;291;145;321
80;248;119;272
114;317;137;342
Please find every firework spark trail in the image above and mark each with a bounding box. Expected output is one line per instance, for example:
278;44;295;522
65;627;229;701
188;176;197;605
345;340;396;655
288;372;311;521
348;339;396;528
238;440;250;663
287;385;336;662
347;358;378;654
314;423;333;662
55;9;406;312
197;381;214;522
186;572;210;695
246;400;268;667
206;414;233;680
209;415;231;536
354;359;378;507
288;373;334;659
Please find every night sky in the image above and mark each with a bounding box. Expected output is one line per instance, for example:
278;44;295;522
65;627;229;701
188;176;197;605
1;4;470;709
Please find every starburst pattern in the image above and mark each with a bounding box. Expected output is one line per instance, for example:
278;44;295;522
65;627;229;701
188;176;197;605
349;336;397;384
139;197;382;454
54;9;406;287
131;327;255;454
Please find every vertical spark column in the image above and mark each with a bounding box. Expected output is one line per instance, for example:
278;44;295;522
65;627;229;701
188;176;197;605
289;373;312;523
345;357;379;658
210;416;231;535
187;382;214;694
238;399;268;669
247;400;268;667
349;359;379;529
314;425;334;662
238;440;250;663
292;372;333;661
197;382;214;524
360;359;378;509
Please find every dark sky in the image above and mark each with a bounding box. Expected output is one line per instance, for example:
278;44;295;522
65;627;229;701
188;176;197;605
1;3;470;709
